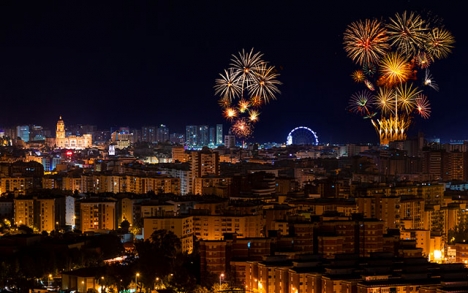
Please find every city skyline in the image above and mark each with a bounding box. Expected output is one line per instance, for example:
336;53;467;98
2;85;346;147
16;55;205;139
0;1;466;144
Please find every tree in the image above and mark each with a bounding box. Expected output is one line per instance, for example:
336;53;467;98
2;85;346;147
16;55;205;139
135;230;181;290
120;220;130;233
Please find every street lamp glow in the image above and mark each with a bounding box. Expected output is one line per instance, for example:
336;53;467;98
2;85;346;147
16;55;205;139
219;273;224;286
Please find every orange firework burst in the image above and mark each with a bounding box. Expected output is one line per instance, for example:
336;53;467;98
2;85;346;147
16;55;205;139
250;96;263;108
415;94;431;119
352;70;366;82
343;18;390;66
238;99;250;113
379;52;411;86
218;97;231;108
224;108;238;120
231;118;253;139
249;110;260;122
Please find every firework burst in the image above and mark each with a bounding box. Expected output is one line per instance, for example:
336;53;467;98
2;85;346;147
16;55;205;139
379;52;412;86
215;48;281;142
231;118;253;139
364;79;375;91
344;11;453;145
387;11;428;56
415;94;431;119
230;48;264;88
423;69;439;91
396;83;421;114
343;18;390;66
425;27;455;60
373;87;395;115
363;63;377;76
248;63;282;104
348;90;374;116
415;52;431;68
352;70;366;82
249;110;260;122
238;99;250;113
214;69;242;101
224;108;238;121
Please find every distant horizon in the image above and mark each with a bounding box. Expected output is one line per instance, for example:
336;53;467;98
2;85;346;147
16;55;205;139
2;116;467;146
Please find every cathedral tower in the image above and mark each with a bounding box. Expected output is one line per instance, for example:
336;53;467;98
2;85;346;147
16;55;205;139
56;116;65;139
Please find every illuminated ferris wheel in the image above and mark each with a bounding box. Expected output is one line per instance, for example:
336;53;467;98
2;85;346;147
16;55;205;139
286;126;319;145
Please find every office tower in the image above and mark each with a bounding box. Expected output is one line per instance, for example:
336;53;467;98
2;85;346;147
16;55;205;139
141;126;156;143
216;124;223;146
157;124;169;143
16;125;30;142
209;127;216;146
199;125;209;147
186;125;198;147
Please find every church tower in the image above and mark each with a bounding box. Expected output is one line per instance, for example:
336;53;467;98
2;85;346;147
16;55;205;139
56;116;65;139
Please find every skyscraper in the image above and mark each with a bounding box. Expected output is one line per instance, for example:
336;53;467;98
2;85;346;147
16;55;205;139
141;126;156;143
198;125;209;147
157;124;169;143
186;125;198;147
216;124;223;146
209;127;215;146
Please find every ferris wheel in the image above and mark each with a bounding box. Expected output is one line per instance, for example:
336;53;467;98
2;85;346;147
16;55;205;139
286;126;319;145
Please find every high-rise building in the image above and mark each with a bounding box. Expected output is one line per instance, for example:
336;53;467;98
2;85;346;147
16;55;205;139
209;127;216;146
216;124;223;146
186;125;198;147
157;124;169;143
16;125;30;142
199;125;209;147
141;126;156;143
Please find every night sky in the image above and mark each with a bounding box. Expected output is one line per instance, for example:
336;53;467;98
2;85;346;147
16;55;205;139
0;1;466;144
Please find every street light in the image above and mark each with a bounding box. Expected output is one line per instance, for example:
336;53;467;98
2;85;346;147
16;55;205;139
135;273;140;291
219;273;224;286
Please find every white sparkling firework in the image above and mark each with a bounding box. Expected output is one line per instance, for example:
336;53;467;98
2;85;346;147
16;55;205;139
423;69;439;91
214;69;242;101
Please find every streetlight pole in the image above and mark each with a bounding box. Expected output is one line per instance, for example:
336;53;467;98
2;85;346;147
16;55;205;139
135;273;139;292
219;273;224;286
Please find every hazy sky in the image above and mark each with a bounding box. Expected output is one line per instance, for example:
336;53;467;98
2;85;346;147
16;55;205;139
0;0;466;144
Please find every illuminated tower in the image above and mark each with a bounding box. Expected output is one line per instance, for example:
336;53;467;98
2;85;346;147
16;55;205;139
56;116;65;140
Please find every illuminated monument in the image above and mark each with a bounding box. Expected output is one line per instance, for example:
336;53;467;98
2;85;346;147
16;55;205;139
55;116;92;149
